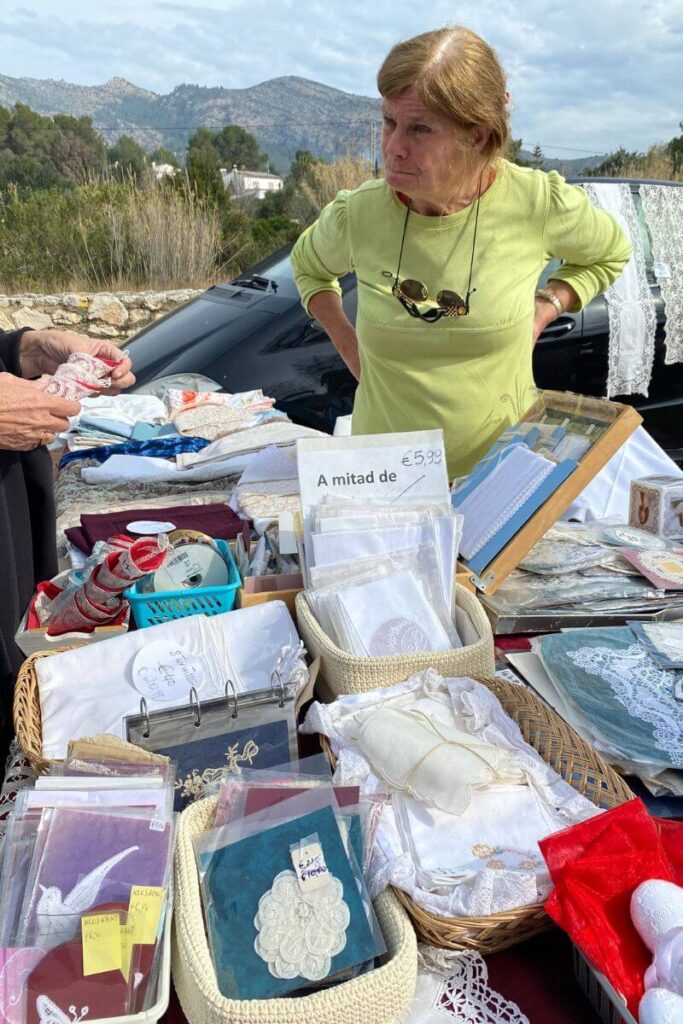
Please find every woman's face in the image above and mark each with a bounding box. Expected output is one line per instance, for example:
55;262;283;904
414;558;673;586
381;87;476;203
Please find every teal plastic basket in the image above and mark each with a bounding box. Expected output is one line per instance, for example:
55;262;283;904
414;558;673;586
124;540;241;628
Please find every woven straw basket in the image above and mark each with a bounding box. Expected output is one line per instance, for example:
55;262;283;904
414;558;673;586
172;796;418;1024
295;584;495;696
14;647;76;773
321;675;634;956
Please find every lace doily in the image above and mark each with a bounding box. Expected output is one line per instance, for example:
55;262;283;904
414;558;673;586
397;946;530;1024
0;742;36;850
567;643;683;765
254;870;350;980
583;182;657;397
640;184;683;366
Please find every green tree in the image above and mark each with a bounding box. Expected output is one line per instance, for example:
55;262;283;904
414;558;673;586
289;148;323;183
188;124;268;171
587;147;641;177
667;121;683;174
151;146;180;167
185;142;225;204
506;138;529;167
530;144;544;169
107;134;147;182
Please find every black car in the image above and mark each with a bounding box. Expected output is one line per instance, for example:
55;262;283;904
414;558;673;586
128;177;683;463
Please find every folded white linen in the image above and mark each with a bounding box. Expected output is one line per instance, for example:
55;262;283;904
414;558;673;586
81;453;251;485
76;394;167;427
177;422;324;468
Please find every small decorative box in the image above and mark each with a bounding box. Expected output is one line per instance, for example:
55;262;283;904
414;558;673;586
629;476;683;539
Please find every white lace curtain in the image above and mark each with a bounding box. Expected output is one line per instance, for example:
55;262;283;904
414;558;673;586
582;182;657;398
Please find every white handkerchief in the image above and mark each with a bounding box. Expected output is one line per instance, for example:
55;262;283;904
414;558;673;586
334;570;452;656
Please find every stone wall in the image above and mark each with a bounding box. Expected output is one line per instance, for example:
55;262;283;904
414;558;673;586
0;288;203;344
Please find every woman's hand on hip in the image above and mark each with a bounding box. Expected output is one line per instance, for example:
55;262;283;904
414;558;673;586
0;372;80;451
18;329;136;392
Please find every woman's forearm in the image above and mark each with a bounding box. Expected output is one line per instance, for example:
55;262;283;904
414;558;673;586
308;291;360;380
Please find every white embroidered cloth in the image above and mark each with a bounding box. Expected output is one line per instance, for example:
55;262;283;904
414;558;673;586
303;670;599;918
398;946;530;1024
640;184;683;367
582;182;657;397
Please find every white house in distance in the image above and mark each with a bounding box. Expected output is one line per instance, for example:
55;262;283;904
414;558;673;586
151;162;177;181
221;165;284;200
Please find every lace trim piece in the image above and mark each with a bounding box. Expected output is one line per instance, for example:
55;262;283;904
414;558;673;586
254;870;350;981
397;947;530;1024
567;643;683;765
583;182;657;397
0;741;36;850
640;184;683;366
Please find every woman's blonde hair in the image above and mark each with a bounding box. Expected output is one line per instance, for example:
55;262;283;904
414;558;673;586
377;26;510;164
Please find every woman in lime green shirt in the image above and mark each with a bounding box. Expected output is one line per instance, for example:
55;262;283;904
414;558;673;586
290;26;632;478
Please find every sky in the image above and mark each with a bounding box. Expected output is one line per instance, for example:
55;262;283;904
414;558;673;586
1;0;681;156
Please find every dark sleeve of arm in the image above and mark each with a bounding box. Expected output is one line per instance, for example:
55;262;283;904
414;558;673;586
0;328;31;377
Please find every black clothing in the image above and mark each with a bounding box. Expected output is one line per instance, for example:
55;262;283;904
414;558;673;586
0;329;57;752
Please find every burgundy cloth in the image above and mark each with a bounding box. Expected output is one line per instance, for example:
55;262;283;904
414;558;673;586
540;798;683;1016
487;930;601;1024
66;504;247;555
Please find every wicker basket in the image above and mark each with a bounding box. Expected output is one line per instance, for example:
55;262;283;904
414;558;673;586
320;675;634;956
172;796;417;1024
295;584;495;696
14;647;75;773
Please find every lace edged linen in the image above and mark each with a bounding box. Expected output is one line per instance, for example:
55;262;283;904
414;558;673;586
567;643;683;767
397;946;530;1024
640;184;683;366
302;669;599;919
583;182;657;397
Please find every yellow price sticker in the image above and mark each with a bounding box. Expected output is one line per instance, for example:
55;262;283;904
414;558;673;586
81;912;122;977
128;885;166;945
120;921;136;982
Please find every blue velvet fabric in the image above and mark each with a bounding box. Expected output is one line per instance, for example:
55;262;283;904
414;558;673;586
60;435;211;468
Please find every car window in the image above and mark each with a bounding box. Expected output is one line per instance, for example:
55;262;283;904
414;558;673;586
631;192;656;285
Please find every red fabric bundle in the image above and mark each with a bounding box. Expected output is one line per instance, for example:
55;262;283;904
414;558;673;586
540;799;683;1016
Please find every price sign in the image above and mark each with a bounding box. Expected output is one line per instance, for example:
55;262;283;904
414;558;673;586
128;885;166;945
81;912;122;976
131;642;206;702
400;447;444;469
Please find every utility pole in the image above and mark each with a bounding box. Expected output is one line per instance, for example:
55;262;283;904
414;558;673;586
371;121;379;178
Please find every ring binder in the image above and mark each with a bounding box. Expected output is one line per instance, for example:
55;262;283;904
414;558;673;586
189;686;202;728
225;679;238;719
140;697;151;738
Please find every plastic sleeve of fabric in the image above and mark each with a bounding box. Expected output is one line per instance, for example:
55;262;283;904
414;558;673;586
290;189;354;314
542;171;633;312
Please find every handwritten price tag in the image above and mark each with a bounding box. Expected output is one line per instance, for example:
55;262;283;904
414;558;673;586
81;912;122;976
119;921;136;982
400;447;443;469
128;885;166;945
291;840;330;894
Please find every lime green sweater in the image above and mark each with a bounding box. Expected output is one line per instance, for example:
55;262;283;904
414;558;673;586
290;160;632;477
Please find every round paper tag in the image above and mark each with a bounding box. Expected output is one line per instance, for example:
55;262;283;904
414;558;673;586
126;520;176;535
131;641;206;702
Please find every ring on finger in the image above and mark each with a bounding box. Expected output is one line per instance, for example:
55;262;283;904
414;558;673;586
39;432;55;447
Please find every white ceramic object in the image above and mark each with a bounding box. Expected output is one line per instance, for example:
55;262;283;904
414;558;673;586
639;987;683;1024
631;881;683;952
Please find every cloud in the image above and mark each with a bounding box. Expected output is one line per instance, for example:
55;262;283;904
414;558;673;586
0;0;680;153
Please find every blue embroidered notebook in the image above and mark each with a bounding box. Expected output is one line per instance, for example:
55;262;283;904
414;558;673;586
199;805;377;999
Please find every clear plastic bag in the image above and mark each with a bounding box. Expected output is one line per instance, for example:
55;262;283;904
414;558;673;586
307;545;461;655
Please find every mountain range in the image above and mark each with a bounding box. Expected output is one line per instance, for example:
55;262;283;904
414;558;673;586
0;72;605;174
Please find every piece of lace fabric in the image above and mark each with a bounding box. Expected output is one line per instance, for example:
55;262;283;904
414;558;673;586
567;643;683;766
640;184;683;366
0;741;36;850
254;870;350;981
397;946;530;1024
303;670;599;918
583;182;657;397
